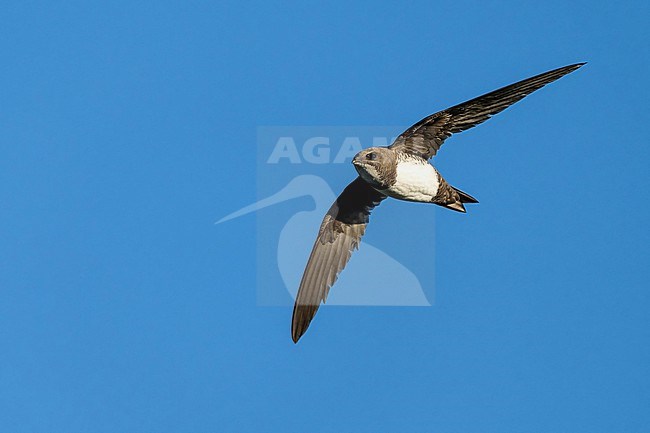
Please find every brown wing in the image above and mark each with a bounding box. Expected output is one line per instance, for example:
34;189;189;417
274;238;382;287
389;63;585;160
291;177;386;343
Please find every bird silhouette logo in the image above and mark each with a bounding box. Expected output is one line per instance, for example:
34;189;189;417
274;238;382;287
217;174;430;307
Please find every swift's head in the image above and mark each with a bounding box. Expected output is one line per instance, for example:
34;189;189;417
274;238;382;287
352;147;396;189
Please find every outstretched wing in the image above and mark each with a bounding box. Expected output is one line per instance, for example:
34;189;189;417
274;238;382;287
291;177;386;343
389;63;585;160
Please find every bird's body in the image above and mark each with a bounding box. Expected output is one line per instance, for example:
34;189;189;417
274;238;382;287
354;149;476;212
291;62;586;342
383;153;441;203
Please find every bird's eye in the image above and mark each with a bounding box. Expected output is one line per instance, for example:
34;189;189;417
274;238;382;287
366;152;376;161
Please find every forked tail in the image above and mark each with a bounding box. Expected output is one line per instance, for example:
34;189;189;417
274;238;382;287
441;186;479;213
453;187;479;204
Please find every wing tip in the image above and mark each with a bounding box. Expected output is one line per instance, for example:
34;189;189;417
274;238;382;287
291;306;310;344
561;62;587;74
291;321;306;344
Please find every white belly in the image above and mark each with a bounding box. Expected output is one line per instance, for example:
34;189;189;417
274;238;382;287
385;159;439;202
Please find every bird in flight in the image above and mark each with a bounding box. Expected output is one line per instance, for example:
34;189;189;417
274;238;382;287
291;63;585;343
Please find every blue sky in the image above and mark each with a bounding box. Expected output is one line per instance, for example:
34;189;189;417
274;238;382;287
1;1;649;432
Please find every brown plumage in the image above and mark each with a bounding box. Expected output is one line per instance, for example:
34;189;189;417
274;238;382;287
434;173;479;213
291;63;585;343
291;177;385;342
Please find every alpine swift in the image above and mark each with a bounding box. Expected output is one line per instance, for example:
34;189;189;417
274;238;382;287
291;62;585;343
